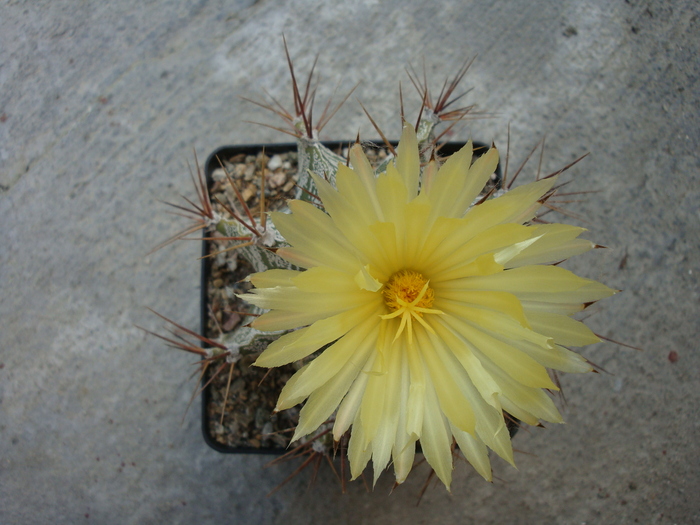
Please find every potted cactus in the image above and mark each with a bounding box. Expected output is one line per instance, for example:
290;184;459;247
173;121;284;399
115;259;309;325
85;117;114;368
146;40;615;492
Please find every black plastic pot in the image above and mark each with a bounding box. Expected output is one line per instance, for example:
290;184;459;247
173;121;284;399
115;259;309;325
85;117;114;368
200;140;506;454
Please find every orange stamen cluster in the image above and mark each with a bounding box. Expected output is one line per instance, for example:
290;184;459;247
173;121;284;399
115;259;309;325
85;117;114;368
381;270;443;344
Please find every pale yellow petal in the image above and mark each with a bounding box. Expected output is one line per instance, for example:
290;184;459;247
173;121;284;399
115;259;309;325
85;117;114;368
271;203;359;273
429;253;504;283
413;216;463;268
333;351;376;441
291;349;369;442
492;235;543;266
276;313;381;409
459;265;617;304
426;327;513;465
252;309;327;332
395;123;420;198
506;224;593;267
421;157;439;195
311;172;386;264
376;164;408;224
415;327;476;434
406;343;426;438
248;268;300;288
244;285;371;315
292;266;358;293
437;300;555;353
274;246;322;269
345;146;384;221
367;221;401;275
475;407;514;467
392;351;416;484
310;170;360;226
450;424;492;481
461;176;557;230
439;311;557;390
359;334;391;446
255;301;381;367
510;238;594;268
446;146;499;217
401;201;433;269
392;438;417;484
431;289;529;327
354;265;383;292
420;368;454;490
348;415;372;480
499;398;540;426
424;140;479;218
526;311;601;347
520;299;586;316
481;357;564;424
369;330;403;485
254;328;307;365
273;362;311;410
513;339;593;373
431;318;503;409
428;224;532;276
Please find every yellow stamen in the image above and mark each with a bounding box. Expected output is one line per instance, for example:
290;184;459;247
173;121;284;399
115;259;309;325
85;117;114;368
380;270;444;344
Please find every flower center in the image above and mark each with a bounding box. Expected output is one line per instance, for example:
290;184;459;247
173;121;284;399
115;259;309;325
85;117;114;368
383;270;434;311
380;270;443;344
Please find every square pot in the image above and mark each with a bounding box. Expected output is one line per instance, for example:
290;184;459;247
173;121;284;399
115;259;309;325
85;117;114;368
200;140;504;454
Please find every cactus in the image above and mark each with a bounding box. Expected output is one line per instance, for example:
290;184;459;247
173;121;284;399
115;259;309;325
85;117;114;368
141;35;627;496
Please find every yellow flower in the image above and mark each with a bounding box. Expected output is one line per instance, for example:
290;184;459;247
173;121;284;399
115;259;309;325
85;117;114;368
242;124;615;489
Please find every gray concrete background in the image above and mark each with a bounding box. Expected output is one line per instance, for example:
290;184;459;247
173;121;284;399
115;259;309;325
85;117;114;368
1;0;698;523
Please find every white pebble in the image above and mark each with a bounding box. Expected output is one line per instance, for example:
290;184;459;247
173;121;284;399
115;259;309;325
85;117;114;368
267;155;283;170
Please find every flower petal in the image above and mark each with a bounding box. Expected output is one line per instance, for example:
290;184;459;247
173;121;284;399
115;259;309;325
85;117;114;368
348;415;372;480
527;311;601;347
391;351;417;484
276;313;381;409
292;351;368;442
431;318;503;409
333;351;376;441
450;423;492;481
395;123;421;198
255;301;381;367
506;224;594;267
462;176;557;230
420;366;454;490
426;142;497;220
513;339;593;373
345;146;384;222
369;330;404;485
440;311;557;390
481;356;564;424
426;327;513;465
438;299;554;351
462;265;617;304
428;224;532;276
430;253;504;283
248;268;300;288
291;266;358;293
376;165;409;223
271;201;360;273
416;328;476;434
406;342;426;439
433;289;529;327
252;309;326;332
244;285;371;316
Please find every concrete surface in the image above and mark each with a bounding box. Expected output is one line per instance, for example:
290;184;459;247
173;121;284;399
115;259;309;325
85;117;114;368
1;0;699;523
